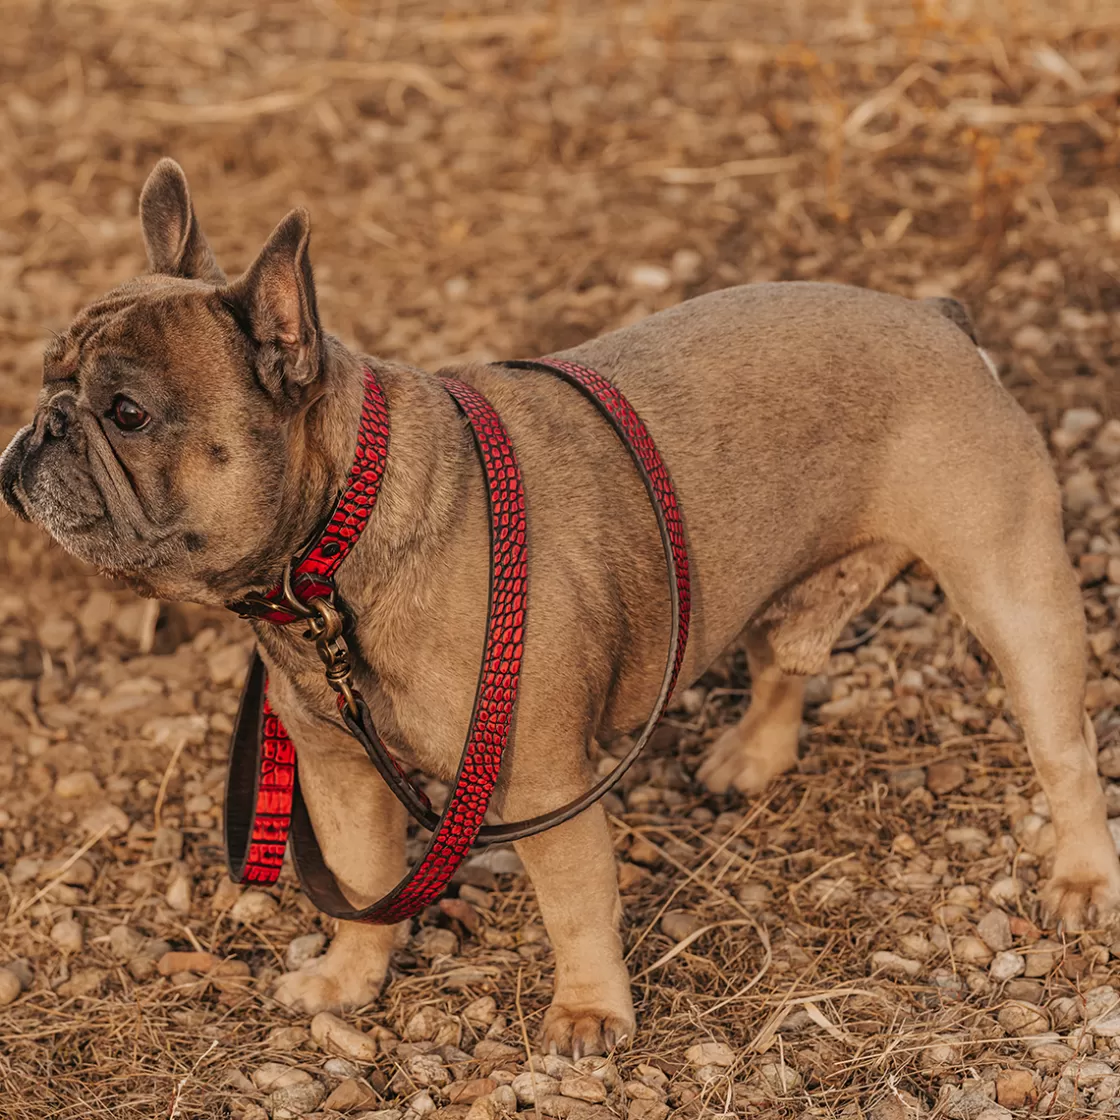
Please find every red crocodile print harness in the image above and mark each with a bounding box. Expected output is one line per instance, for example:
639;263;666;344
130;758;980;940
224;359;690;923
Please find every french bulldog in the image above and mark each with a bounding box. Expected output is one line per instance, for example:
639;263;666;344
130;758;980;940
3;159;1118;1057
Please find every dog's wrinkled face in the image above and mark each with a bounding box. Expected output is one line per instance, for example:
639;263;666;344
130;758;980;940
0;159;332;604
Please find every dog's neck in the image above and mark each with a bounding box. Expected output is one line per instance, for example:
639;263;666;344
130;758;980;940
247;335;477;614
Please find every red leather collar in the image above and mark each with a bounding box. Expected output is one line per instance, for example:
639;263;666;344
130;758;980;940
229;366;390;625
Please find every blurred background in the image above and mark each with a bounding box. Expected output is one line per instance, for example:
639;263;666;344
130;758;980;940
3;2;1120;1118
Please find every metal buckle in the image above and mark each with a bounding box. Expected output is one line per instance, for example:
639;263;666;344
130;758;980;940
278;562;360;717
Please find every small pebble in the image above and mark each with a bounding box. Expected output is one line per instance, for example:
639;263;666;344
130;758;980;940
54;770;102;799
977;910;1013;952
758;1060;801;1092
448;1077;499;1104
998;1001;1049;1036
230;889;278;924
464;1101;503;1120
628;1104;670;1120
953;936;993;966
671;248;703;283
990;950;1026;981
268;1026;311;1051
988;877;1021;906
157;950;218;976
211;878;242;912
323;1077;380;1112
464;846;523;876
897;933;933;960
407;1053;450;1088
323;1057;362;1079
50;918;83;955
889;767;926;794
819;692;868;721
559;1073;607;1102
473;1039;521;1062
1064;470;1101;513
252;1063;312;1091
1094;417;1120;460
151;825;184;862
57;967;106;997
974;1108;1013;1120
165;870;193;913
660;910;703;941
414;927;458;957
310;1012;380;1063
10;858;41;886
0;969;22;1006
870;950;922;977
39;855;94;887
627;838;660;867
1022;938;1061;977
405;1005;460;1046
265;1080;325;1119
207;643;249;687
108;925;146;960
684;1041;735;1067
1061;1057;1114;1085
926;760;966;795
462;995;498;1028
736;882;772;907
995;1068;1035;1108
489;1085;518;1112
627;263;672;292
513;1072;560;1105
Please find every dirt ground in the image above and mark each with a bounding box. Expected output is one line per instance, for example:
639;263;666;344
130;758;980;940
4;1;1120;1117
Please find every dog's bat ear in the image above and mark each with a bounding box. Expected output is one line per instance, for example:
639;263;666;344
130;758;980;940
223;208;322;401
139;159;227;284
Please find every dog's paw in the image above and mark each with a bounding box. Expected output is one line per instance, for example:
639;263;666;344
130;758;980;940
271;956;381;1015
1040;859;1120;933
697;721;797;795
540;1000;635;1060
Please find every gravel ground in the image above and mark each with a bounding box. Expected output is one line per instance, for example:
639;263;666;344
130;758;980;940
3;1;1120;1117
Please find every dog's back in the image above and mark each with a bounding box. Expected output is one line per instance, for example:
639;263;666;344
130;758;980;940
532;283;1037;679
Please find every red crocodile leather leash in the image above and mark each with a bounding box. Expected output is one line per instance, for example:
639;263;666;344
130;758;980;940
223;358;690;921
224;366;390;884
285;378;528;922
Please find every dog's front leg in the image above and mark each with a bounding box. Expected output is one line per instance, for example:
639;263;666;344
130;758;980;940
509;792;633;1058
269;711;408;1015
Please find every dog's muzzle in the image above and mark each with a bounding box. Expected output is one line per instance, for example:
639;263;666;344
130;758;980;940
0;424;34;520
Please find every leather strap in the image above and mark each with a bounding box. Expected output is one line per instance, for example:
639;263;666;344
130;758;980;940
228;366;390;624
223;358;691;924
282;377;528;921
224;651;296;884
323;358;692;844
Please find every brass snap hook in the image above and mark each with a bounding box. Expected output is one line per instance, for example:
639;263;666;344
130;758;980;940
279;561;316;620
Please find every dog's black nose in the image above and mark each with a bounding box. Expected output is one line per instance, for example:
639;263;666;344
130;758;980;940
38;395;74;441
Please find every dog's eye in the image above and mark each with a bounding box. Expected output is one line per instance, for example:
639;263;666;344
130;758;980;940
109;396;150;431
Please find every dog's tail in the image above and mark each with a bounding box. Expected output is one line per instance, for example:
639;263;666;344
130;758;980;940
920;296;1000;382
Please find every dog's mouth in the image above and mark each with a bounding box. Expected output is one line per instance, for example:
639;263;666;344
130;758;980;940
1;408;183;579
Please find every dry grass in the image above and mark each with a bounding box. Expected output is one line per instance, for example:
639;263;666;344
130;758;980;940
3;1;1120;1118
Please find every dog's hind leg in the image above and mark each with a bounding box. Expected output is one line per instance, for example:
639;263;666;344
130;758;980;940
914;479;1120;930
697;626;805;794
699;542;912;795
